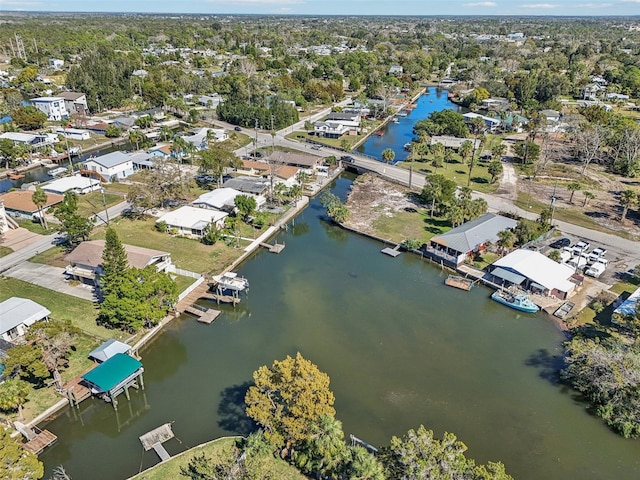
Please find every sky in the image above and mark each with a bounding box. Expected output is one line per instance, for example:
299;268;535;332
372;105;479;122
0;0;639;16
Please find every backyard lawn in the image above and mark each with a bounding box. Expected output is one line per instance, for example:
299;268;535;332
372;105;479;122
398;157;500;194
130;437;305;480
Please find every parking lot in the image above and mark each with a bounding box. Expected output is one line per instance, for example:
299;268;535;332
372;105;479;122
538;231;638;286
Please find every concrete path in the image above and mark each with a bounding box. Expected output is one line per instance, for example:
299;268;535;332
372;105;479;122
495;158;518;201
4;262;96;301
0;228;44;251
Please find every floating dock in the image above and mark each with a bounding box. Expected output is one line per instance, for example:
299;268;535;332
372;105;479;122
183;304;221;324
381;244;402;257
260;242;285;253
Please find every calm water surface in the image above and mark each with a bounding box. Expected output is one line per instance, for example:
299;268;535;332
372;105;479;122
39;176;640;479
357;87;460;162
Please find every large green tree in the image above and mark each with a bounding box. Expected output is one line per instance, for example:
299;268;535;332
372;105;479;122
0;427;44;480
245;352;336;448
54;191;93;246
11;106;47;131
100;227;129;295
0;379;31;420
414;110;469;138
421;174;456;218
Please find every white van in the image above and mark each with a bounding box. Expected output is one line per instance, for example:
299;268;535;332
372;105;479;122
568;255;588;270
585;262;606;278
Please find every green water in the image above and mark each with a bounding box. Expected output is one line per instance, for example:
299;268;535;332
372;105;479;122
39;176;640;479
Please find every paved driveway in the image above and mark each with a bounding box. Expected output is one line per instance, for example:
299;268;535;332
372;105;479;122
5;262;96;301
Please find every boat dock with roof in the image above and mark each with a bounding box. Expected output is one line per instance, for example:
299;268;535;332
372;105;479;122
81;353;145;410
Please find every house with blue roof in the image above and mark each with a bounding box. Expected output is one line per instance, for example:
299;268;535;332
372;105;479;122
82;151;135;182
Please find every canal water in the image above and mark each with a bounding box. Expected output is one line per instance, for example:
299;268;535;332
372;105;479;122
356;86;461;162
39;175;640;479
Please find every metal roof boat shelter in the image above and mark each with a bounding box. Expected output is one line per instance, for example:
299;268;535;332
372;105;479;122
490;267;526;287
88;339;131;363
81;353;144;409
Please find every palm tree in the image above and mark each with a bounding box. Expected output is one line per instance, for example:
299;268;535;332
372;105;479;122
619;189;637;223
382;148;395;164
467;117;485;187
583;191;595;207
159;125;172;142
171;137;188;163
306;414;346;477
497;229;516;254
446;204;465;227
346;446;384;480
128;130;144;151
0;378;31;420
459;140;472;165
32;187;48;229
491;142;507;160
567;182;582;204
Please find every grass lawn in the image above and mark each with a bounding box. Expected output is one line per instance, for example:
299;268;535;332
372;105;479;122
471;251;500;270
0;277;113;340
398;158;499;193
0;245;12;257
371;210;451;244
90;217;245;274
130;437;305;480
76;191;125;218
514;191;634;239
174;274;197;293
15;218;57;235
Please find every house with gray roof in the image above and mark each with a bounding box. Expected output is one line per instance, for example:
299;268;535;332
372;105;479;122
83;151;135;182
0;297;51;342
427;213;518;266
223;176;270;195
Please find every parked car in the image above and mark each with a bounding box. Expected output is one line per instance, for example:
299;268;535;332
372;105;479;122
567;255;588;270
549;237;570;249
588;247;607;263
234;126;242;131
311;144;323;150
341;155;355;163
571;241;590;255
585;262;606;278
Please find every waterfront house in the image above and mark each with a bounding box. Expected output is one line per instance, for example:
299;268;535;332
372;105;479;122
313;121;350;138
237;159;270;177
57;92;89;116
490;249;576;299
193;187;266;212
264;151;325;172
31;96;68;121
156;206;228;238
314;112;361;138
428;213;518;266
223;176;270;196
0;297;51;342
0;190;64;221
82;151;135;182
462;112;501;132
43;175;101;195
182;128;228;151
55;127;91;141
148;145;173;159
0;131;56;149
130;152;156;170
274;165;300;188
64;239;173;287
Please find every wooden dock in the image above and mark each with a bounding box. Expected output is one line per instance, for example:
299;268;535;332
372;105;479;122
183;304;221;324
140;423;175;462
15;422;58;455
445;275;473;291
260;242;285;253
63;367;95;407
175;281;240;314
381;244;402;257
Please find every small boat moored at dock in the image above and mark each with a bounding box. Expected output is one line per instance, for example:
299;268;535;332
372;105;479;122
491;290;539;313
48;166;68;177
445;275;473;291
211;272;249;293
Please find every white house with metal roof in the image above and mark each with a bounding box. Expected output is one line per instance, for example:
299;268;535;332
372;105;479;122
612;286;640;326
43;175;101;195
193;187;266;212
0;131;56;148
0;297;51;342
491;249;576;299
82;151;135;181
156;206;228;238
428;213;518;266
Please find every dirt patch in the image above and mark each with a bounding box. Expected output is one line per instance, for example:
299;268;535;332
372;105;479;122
343;174;418;235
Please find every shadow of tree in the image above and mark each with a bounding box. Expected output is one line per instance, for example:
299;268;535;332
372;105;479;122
471;176;489;184
217;381;258;436
525;348;564;384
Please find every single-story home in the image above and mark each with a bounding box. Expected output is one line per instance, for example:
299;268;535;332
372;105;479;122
156;206;228;238
0;297;51;342
313;121;350;138
237;159;271;177
223;176;270;196
129;152;156;170
490;249;576;300
274;165;300;187
88;339;131;363
64;239;173;286
0;131;55;148
55;127;91;141
193;187;266;212
429;136;481;151
428;213;518;266
182;128;228;150
148;145;173;159
43;175;101;195
463;112;501;132
0;190;64;221
612;286;640;326
82;151;135;182
264;152;325;171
